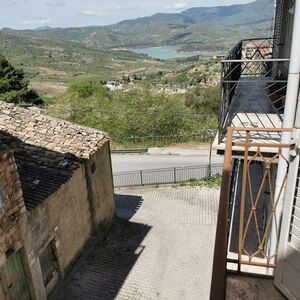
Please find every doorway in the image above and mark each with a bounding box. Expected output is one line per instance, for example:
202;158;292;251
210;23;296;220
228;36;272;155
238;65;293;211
0;250;31;300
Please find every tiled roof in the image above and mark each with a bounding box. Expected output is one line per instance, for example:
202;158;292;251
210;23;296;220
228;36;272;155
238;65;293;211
0;102;110;211
16;159;71;211
0;101;110;159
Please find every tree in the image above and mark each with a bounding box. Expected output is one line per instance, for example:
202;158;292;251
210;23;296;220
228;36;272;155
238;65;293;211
0;54;43;105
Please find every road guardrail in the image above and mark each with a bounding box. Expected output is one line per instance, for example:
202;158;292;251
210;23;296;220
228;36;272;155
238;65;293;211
113;164;223;187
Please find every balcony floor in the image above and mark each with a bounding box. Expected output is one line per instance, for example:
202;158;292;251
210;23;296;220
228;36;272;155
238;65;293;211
215;77;283;153
227;77;276;116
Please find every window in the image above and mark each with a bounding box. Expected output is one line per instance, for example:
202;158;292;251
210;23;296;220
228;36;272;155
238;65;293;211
39;242;59;294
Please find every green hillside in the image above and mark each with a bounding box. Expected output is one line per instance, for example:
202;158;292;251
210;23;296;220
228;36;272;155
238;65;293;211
0;32;203;97
0;33;172;80
1;0;274;51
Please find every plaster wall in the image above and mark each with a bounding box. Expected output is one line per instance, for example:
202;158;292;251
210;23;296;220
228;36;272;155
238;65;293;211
24;165;91;299
86;142;115;227
23;141;115;299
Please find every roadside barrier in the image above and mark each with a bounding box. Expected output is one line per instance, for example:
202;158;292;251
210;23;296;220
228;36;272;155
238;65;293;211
113;164;223;187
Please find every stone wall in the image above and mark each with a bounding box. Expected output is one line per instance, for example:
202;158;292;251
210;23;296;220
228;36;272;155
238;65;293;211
0;149;26;267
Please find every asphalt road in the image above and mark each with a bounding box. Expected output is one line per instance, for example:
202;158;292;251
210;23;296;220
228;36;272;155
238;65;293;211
111;151;223;173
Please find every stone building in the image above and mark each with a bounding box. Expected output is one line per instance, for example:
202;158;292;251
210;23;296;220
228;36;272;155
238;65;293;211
0;101;115;299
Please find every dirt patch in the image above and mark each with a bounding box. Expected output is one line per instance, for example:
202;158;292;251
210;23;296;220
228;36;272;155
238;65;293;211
36;67;68;76
227;274;286;300
30;81;67;98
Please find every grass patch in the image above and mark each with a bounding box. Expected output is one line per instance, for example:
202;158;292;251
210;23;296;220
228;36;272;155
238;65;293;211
189;175;221;189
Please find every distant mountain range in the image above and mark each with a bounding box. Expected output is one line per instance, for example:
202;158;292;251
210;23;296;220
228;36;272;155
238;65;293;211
1;0;274;51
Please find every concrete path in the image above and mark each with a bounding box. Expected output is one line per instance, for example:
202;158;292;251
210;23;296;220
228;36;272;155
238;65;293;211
51;186;219;300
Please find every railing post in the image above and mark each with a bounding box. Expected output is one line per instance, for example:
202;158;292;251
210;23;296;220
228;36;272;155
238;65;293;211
218;62;225;143
210;127;233;300
238;130;250;272
140;170;143;186
174;167;176;183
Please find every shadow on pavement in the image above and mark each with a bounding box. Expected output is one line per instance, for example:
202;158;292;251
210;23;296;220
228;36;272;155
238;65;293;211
50;218;151;300
114;193;144;220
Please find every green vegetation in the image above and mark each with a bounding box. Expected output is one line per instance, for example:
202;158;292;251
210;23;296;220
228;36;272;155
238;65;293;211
0;33;221;149
0;2;232;148
0;33;206;99
0;54;42;105
46;81;219;148
189;175;222;189
162;60;219;86
0;33;165;83
186;85;219;114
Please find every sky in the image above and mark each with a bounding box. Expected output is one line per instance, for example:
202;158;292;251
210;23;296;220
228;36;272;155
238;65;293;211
0;0;254;30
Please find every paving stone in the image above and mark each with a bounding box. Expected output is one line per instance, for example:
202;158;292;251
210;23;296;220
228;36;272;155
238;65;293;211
51;186;220;300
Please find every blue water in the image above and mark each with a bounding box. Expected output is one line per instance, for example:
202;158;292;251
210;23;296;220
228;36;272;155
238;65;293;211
130;46;209;60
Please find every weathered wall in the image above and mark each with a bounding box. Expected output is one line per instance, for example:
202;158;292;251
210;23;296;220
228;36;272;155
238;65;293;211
21;140;115;299
24;165;92;300
0;149;26;267
85;141;115;228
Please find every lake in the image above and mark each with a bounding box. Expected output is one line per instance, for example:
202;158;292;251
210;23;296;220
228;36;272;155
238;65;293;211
129;46;212;60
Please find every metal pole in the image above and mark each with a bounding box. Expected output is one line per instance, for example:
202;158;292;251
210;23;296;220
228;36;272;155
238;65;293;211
209;136;213;177
206;129;214;178
140;170;143;186
238;131;250;271
174;167;176;183
269;0;300;273
210;127;233;300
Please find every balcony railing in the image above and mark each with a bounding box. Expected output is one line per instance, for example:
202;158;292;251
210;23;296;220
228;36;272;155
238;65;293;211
218;38;290;144
210;127;292;300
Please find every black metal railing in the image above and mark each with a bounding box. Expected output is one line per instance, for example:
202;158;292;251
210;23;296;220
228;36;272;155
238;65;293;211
218;38;290;143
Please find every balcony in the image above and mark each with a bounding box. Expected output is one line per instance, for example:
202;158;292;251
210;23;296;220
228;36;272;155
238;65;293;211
215;38;290;154
211;127;292;299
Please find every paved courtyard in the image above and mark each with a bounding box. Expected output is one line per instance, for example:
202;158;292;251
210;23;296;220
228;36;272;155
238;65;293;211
51;186;220;300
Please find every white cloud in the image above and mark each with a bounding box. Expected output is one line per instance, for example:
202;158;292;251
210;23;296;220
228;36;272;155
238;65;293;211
165;1;188;11
45;0;66;7
81;10;104;17
23;18;51;26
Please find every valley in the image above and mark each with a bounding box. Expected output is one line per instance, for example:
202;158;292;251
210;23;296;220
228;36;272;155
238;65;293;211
1;0;273;52
0;0;273;148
